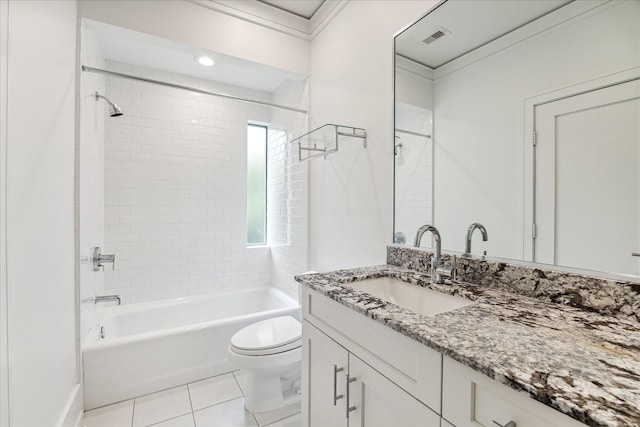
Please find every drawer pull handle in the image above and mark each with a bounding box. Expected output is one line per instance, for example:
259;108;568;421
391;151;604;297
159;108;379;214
492;421;516;427
633;252;640;257
346;375;357;418
333;365;344;405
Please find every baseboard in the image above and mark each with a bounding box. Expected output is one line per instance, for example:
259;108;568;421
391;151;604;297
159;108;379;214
57;383;84;427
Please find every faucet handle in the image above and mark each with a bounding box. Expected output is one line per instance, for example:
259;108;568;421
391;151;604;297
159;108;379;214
99;253;116;270
435;255;457;283
89;247;116;271
450;255;457;281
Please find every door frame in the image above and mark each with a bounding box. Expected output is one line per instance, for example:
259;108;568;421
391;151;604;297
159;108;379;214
522;66;640;262
0;1;9;424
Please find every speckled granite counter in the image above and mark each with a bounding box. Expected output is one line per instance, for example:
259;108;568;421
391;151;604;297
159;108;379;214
295;265;640;427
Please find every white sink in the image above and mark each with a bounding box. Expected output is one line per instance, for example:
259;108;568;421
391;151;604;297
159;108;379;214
345;276;473;317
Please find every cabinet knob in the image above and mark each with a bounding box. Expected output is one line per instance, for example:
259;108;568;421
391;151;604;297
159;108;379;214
493;421;516;427
333;365;344;405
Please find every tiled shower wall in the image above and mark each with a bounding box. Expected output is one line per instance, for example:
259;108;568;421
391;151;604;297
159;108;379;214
268;80;309;298
394;103;432;244
102;61;306;304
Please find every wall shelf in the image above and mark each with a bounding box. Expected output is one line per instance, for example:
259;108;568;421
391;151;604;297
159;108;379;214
291;124;367;161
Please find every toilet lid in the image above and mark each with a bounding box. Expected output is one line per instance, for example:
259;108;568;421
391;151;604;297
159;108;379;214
230;316;301;354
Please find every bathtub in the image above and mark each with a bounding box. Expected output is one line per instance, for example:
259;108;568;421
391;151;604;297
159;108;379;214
83;287;299;410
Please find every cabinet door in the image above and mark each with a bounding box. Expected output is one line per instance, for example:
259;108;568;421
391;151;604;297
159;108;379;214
349;354;440;427
303;320;349;427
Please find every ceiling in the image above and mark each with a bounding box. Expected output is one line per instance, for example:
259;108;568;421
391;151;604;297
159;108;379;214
258;0;326;19
81;0;341;93
396;0;571;69
83;20;306;93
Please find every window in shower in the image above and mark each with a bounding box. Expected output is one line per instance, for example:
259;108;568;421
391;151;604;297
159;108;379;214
247;124;267;245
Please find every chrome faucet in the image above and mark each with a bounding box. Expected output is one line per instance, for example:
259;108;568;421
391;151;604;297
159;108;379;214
465;223;488;255
90;247;116;271
414;224;441;254
95;295;121;305
414;225;455;284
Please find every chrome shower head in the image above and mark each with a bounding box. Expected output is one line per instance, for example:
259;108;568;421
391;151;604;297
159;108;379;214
95;92;123;117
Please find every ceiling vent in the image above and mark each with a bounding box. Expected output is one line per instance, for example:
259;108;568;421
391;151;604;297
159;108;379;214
422;27;450;45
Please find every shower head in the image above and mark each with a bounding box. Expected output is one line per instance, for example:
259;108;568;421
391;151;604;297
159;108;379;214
95;92;123;117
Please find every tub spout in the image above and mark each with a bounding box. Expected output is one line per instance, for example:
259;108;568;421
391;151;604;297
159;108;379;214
95;295;121;305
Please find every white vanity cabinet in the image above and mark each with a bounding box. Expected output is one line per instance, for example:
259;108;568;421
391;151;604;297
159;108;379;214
441;356;585;427
303;320;349;427
302;287;588;427
303;320;440;426
302;288;442;427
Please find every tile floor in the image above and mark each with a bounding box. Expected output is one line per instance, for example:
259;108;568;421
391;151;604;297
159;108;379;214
83;371;301;427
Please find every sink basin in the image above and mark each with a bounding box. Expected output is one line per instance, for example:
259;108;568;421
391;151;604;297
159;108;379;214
345;276;473;317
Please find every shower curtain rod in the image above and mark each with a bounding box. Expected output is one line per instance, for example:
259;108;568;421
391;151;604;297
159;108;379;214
81;65;308;114
395;128;431;139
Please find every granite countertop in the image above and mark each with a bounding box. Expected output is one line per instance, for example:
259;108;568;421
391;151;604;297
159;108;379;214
295;265;640;427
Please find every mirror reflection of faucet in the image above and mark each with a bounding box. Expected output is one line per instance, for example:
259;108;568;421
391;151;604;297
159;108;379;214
464;223;488;257
89;246;116;271
414;224;456;284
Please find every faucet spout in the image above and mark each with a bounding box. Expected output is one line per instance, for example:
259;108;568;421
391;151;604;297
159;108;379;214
414;224;441;260
465;223;488;254
95;295;121;305
414;224;453;284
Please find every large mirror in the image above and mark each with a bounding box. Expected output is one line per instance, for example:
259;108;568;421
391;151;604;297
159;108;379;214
394;0;640;278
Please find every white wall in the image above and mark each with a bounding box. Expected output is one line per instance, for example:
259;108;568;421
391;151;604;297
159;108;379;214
433;0;640;259
102;61;275;304
4;1;81;425
308;0;435;271
268;79;309;296
78;0;309;77
79;26;106;344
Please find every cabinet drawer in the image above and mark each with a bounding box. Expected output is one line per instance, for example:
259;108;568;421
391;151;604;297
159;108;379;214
442;356;585;427
303;287;442;413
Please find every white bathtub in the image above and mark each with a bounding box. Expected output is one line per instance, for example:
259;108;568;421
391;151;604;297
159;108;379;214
83;287;299;410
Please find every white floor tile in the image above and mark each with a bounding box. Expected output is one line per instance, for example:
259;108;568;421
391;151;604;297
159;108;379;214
133;386;192;427
83;399;134;427
149;413;195;427
253;403;300;427
263;412;301;427
233;370;248;396
193;397;257;427
188;373;243;411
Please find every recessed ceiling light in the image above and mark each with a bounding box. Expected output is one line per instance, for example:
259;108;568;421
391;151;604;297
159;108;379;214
196;56;214;67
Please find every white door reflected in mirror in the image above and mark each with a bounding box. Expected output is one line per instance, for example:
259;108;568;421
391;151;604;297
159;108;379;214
534;79;640;277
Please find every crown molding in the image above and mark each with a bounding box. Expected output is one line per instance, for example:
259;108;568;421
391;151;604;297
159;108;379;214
189;0;348;40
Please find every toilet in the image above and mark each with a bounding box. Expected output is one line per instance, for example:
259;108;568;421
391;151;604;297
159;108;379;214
228;315;302;413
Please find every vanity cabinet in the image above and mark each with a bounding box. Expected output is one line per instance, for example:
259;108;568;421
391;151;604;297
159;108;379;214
303;320;349;427
441;356;585;427
302;288;442;427
302;287;588;427
303;320;439;426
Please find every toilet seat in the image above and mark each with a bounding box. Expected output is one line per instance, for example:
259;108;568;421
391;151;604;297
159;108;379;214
230;316;301;356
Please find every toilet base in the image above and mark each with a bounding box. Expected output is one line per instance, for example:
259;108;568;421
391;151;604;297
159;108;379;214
242;364;301;413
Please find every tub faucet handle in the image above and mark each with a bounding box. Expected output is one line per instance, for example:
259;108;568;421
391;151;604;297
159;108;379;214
90;247;116;271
